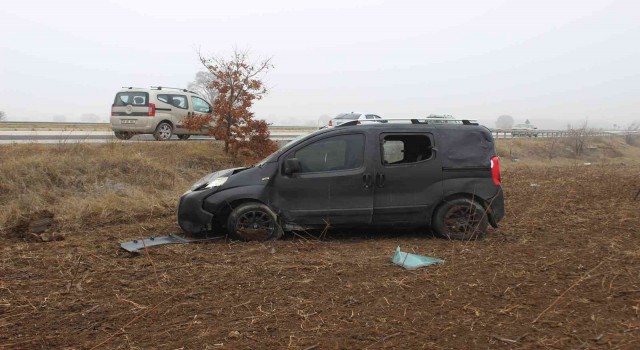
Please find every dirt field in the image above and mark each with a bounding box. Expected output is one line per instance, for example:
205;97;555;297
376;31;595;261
1;140;640;349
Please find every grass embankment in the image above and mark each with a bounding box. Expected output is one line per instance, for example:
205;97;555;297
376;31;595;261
496;135;640;167
0;136;638;234
0;141;237;233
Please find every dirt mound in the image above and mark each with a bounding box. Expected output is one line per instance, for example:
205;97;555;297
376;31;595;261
2;210;63;242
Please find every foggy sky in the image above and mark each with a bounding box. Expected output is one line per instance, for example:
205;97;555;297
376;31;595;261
1;0;639;129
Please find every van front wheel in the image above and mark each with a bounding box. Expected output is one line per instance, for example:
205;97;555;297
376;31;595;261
227;203;283;241
154;122;173;141
432;198;488;240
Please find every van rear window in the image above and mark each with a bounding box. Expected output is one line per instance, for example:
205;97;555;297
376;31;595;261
114;92;149;106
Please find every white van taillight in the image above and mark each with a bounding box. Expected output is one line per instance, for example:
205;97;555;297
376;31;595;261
111;104;115;116
148;103;156;116
328;120;333;126
490;156;501;186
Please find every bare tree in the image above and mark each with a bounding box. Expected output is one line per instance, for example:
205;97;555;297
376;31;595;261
187;71;218;106
566;119;590;156
0;111;5;122
495;115;514;129
625;121;639;146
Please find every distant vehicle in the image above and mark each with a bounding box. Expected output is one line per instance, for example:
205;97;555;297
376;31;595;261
178;117;505;241
511;123;538;137
324;113;385;128
110;87;213;141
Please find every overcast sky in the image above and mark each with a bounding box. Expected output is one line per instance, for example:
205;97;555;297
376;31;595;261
1;0;638;128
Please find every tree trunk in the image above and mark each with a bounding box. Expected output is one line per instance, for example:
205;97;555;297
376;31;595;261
224;113;232;153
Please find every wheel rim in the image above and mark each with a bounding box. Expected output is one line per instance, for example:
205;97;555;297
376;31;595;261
158;124;171;139
443;205;481;237
235;210;275;240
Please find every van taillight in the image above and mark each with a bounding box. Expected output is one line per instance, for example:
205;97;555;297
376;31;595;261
110;104;115;117
490;156;501;186
328;120;333;126
148;103;156;116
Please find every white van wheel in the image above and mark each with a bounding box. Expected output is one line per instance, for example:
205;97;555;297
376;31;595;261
114;131;134;140
154;122;173;141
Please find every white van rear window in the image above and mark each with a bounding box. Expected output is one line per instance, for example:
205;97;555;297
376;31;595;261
114;92;149;106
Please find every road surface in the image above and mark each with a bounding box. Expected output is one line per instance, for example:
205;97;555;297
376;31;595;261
0;130;310;145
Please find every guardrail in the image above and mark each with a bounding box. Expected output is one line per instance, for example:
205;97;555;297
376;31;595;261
490;129;626;139
1;121;635;140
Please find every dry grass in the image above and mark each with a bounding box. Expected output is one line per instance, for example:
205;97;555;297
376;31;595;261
0;141;238;233
496;136;640;167
1;136;638;235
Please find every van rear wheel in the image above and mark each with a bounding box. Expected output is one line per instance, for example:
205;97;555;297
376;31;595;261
114;131;133;140
227;203;283;241
177;134;191;140
432;198;488;240
154;122;173;141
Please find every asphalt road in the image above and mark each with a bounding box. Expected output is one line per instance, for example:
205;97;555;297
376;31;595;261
0;130;307;144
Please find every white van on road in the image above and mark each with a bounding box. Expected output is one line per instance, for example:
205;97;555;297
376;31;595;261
110;87;213;141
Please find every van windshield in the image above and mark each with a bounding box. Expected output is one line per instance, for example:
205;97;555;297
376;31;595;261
114;92;149;106
255;130;325;167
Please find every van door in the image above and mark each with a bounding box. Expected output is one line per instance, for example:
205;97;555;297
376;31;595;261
373;132;443;223
273;131;374;226
156;94;190;133
190;95;213;135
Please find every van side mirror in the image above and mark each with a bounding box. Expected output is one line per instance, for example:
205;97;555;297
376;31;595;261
284;158;302;175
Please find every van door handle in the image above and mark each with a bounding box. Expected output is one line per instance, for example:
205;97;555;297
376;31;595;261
362;173;373;189
376;173;386;188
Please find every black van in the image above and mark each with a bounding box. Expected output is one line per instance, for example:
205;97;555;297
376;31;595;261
177;119;504;241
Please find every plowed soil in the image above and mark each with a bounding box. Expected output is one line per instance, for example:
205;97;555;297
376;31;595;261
1;164;639;349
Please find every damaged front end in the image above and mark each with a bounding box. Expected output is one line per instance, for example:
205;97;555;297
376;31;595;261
177;167;247;235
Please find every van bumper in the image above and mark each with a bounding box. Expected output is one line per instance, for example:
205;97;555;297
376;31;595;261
110;116;156;133
177;190;215;235
487;188;505;227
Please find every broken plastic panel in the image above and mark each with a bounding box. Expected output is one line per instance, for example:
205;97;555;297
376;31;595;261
391;246;445;269
120;234;223;253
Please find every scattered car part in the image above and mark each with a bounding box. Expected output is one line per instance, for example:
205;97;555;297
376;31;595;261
119;234;223;253
391;246;444;269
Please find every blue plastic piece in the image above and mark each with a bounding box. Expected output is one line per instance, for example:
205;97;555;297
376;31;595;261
391;246;445;269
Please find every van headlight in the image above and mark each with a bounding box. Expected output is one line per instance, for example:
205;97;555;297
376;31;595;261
205;177;228;189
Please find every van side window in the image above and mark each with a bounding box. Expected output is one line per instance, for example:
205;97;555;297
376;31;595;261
294;134;364;173
191;96;211;113
157;94;188;109
382;134;432;165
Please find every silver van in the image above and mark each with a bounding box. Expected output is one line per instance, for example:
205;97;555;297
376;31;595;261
110;87;213;140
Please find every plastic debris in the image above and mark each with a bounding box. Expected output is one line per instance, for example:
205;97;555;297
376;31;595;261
391;246;445;269
120;234;223;253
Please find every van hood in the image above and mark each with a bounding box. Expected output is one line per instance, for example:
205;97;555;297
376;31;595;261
190;167;247;191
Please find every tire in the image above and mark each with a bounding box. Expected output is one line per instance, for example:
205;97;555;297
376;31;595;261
432;198;488;240
178;134;191;140
227;203;283;241
153;122;173;141
114;131;133;140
